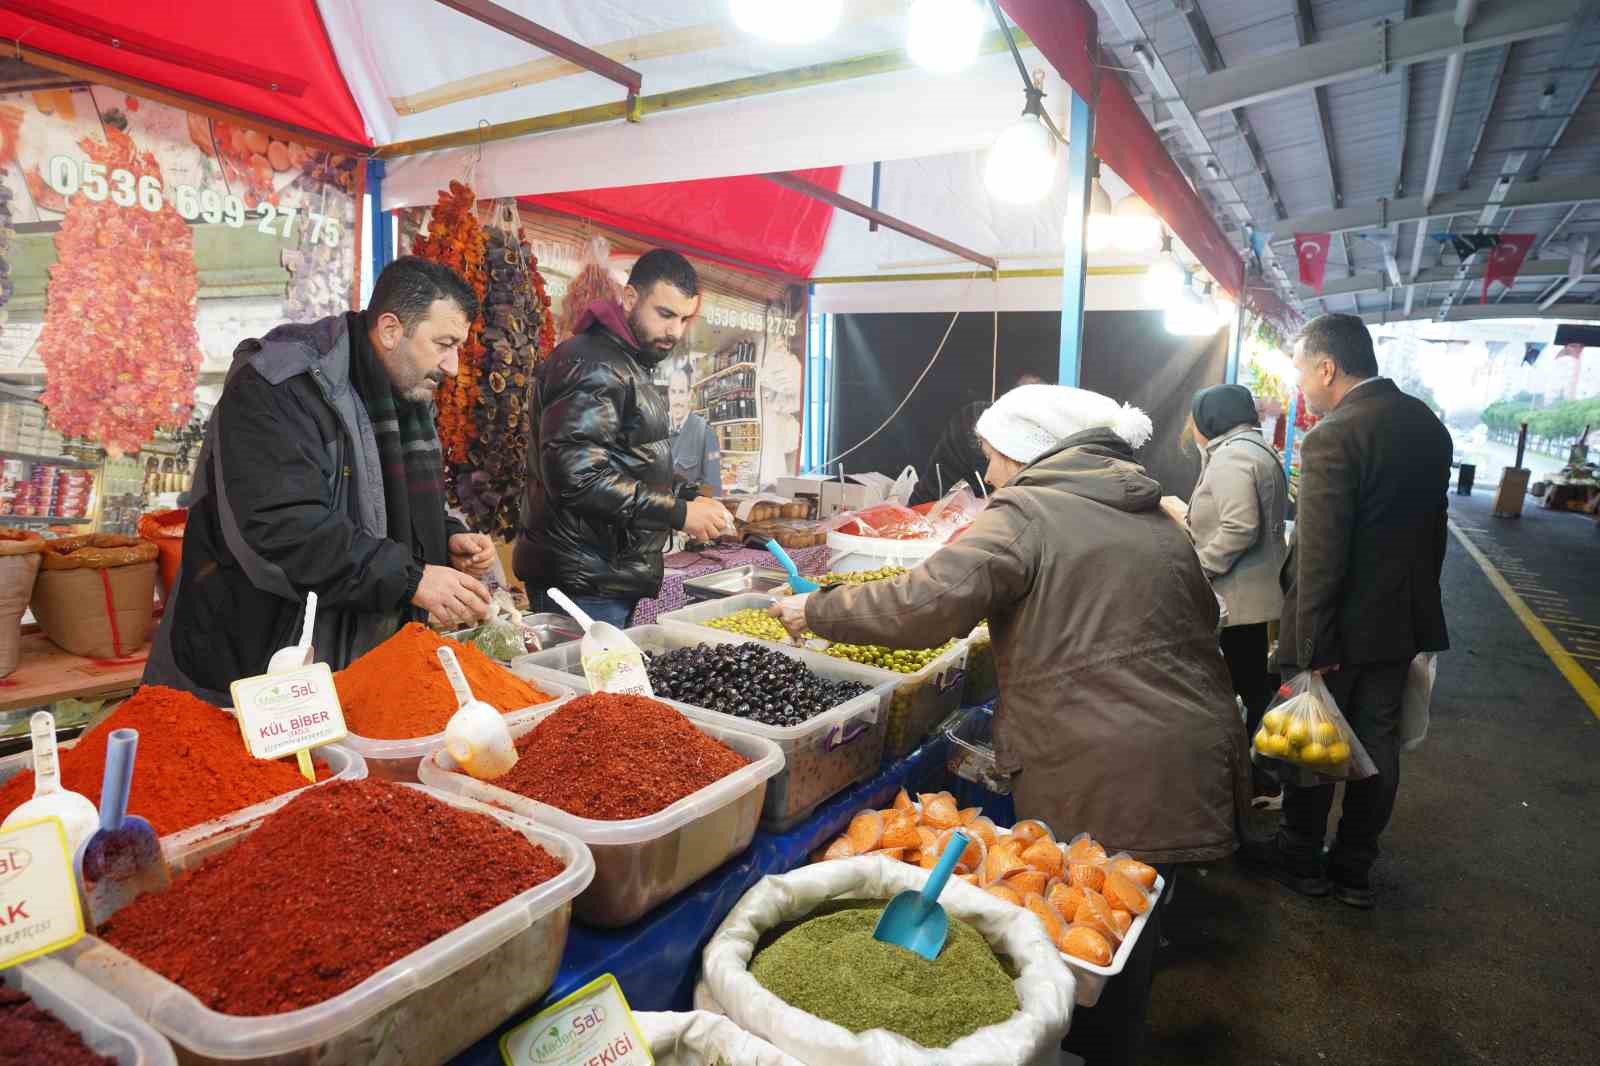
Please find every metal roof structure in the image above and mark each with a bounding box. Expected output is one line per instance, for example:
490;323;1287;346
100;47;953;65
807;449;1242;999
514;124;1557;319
1087;0;1600;323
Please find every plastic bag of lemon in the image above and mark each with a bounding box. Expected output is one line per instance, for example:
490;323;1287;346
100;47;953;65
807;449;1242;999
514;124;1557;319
1252;671;1379;783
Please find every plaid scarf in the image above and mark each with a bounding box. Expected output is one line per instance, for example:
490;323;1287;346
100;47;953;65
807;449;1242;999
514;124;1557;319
347;312;449;568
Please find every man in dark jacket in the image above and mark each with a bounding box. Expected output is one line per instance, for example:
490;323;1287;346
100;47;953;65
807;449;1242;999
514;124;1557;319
145;257;494;704
1255;313;1451;908
515;249;732;627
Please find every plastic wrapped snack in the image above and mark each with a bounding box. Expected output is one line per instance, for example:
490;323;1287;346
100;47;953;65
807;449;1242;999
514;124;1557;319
1252;671;1378;782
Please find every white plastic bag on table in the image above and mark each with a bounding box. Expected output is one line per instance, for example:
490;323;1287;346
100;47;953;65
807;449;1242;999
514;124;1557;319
1251;670;1379;784
696;855;1074;1066
1400;652;1436;752
637;1010;805;1066
889;464;919;505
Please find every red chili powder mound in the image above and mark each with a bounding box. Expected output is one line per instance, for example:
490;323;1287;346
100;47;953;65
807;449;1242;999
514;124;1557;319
0;986;116;1066
100;779;565;1016
0;686;330;838
492;693;749;820
333;622;554;739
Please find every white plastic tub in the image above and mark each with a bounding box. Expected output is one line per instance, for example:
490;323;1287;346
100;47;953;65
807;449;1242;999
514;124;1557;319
339;677;574;782
65;785;594;1066
419;693;782;927
1058;869;1166;1007
659;594;970;760
0;740;367;855
513;625;893;830
5;957;176;1065
825;530;944;571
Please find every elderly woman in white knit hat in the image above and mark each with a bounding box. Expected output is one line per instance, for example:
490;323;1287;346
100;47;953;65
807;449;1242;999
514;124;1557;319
774;384;1247;865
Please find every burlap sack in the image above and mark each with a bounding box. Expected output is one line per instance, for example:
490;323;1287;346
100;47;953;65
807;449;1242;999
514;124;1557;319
31;559;157;660
0;529;44;676
38;533;159;570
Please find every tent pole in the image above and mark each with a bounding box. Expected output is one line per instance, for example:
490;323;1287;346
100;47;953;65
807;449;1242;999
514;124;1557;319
1283;390;1299;482
369;159;394;282
1058;88;1093;387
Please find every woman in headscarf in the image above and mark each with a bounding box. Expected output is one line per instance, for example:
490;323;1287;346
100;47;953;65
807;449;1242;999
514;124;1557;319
775;384;1245;860
1186;384;1289;807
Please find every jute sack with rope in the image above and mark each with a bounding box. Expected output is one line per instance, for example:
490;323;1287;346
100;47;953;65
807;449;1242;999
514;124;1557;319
31;534;159;659
0;529;45;675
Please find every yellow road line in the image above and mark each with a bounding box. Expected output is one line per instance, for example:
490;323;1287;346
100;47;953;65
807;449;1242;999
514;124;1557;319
1449;519;1600;722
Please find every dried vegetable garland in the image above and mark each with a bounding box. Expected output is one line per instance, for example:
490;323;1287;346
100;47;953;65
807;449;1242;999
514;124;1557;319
557;234;621;342
411;181;487;466
39;129;201;456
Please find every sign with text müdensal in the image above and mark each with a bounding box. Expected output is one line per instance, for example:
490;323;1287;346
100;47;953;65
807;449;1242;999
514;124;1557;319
231;663;347;761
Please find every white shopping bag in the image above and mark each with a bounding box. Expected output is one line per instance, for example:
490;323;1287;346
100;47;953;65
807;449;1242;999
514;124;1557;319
1400;652;1436;752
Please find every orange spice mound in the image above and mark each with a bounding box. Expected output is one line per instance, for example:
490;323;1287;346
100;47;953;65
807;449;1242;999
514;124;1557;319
334;622;554;739
0;686;329;837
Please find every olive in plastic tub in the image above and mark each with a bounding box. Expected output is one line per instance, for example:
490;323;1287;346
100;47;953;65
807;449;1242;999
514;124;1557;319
657;594;971;760
338;679;574;783
4;957;176;1065
62;786;595;1066
0;740;368;856
513;625;893;831
419;694;783;928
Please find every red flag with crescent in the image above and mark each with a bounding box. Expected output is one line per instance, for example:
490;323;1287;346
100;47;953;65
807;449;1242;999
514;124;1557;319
1295;232;1331;294
1483;234;1535;301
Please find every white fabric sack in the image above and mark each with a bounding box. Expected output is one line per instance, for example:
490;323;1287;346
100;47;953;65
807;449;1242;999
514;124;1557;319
696;855;1074;1066
636;1011;805;1066
1400;652;1436;752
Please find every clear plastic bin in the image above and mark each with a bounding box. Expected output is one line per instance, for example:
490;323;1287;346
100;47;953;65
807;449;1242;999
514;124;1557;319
340;678;574;782
418;692;782;927
514;625;893;831
658;594;969;760
64;785;595;1066
5;957;176;1065
0;740;367;854
944;704;1012;797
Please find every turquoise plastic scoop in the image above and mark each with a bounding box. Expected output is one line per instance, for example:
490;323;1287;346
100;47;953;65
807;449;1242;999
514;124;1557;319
874;829;969;961
765;540;819;593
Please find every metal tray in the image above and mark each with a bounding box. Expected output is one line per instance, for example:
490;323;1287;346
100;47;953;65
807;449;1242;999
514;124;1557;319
682;565;791;601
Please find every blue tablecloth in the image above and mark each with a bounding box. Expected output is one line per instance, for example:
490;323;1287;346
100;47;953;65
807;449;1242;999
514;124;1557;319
449;734;955;1065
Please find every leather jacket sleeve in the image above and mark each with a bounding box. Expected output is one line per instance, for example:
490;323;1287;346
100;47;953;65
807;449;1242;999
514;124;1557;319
539;357;687;531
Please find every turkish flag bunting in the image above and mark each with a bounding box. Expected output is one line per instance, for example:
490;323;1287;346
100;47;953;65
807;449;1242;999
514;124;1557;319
1482;234;1535;301
1295;232;1331;294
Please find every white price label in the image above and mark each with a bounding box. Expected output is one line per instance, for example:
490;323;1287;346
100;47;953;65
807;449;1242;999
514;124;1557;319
499;974;652;1066
230;663;347;761
0;818;84;970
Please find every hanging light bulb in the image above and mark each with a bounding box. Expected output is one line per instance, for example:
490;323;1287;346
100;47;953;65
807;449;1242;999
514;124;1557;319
1166;281;1222;336
1145;231;1184;302
1110;193;1162;254
731;0;842;44
1085;179;1117;252
986;89;1057;204
907;0;986;71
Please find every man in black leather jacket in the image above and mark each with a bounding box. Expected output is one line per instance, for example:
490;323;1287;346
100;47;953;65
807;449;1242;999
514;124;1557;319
515;249;732;627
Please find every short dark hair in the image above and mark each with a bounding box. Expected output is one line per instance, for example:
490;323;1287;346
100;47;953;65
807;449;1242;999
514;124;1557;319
627;248;699;298
1298;313;1378;379
368;256;480;331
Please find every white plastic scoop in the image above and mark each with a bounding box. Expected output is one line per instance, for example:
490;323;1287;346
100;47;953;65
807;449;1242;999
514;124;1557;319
1;711;99;855
439;646;518;780
546;588;653;697
267;591;318;782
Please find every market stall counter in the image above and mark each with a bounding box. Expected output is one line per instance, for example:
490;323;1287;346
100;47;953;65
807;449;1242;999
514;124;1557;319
632;544;830;625
445;731;953;1066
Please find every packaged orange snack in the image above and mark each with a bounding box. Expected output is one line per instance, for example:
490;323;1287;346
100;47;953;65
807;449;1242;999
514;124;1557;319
892;788;916;815
1111;909;1133;936
1004;869;1049;897
1111;855;1158;891
1023;892;1065;943
1047;881;1087;922
823;837;855;861
1021;838;1065;877
1067;861;1105;892
985;883;1023;906
846;810;883;854
1061;925;1113;966
1075;888;1122;943
880;811;922;850
1101;861;1152;915
1067;832;1107;864
1011;819;1054;847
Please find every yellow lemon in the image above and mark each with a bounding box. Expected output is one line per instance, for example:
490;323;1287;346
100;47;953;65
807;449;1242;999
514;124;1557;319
1263;734;1291;757
1312;720;1339;745
1285;720;1311;748
1325;741;1352;766
1299;742;1329;766
1261;709;1288;735
1253;730;1273;754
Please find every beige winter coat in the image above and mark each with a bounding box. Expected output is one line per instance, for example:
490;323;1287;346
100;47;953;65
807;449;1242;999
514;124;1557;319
807;429;1248;864
1186;425;1288;627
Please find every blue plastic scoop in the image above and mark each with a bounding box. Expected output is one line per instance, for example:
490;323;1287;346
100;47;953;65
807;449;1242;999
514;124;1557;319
75;729;170;928
765;540;819;593
874;829;970;961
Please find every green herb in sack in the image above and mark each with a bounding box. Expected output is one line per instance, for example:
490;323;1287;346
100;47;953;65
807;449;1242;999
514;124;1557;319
749;900;1019;1049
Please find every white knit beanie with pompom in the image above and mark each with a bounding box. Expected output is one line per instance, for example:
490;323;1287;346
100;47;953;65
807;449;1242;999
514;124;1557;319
974;384;1153;464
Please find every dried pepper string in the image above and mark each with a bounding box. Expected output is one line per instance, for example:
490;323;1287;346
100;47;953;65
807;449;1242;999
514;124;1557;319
411;181;487;466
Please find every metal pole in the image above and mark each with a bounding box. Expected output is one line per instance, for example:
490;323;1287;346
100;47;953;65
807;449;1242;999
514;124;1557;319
1515;421;1528;468
1225;299;1246;384
1058;88;1093;387
1283;390;1299;482
368;159;394;282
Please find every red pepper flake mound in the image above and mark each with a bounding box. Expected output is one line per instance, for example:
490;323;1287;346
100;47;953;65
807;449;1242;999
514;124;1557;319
493;693;749;820
333;622;554;740
0;686;329;838
0;985;115;1066
100;779;564;1016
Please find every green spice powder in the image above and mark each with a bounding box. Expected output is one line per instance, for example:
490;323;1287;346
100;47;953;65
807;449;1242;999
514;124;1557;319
749;901;1021;1048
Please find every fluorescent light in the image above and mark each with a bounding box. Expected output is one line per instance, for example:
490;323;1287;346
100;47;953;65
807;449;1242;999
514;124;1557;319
731;0;842;44
1166;284;1221;336
986;94;1057;204
907;0;985;72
